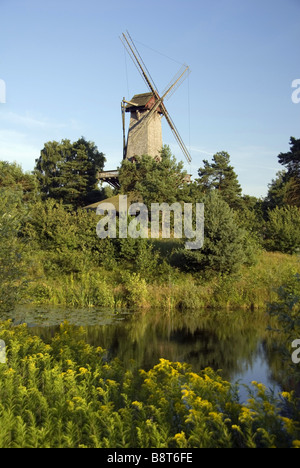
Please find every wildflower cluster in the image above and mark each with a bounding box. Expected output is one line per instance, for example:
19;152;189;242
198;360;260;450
0;320;299;448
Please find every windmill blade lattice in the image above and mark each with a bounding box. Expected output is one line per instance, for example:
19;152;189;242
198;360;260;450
121;31;192;164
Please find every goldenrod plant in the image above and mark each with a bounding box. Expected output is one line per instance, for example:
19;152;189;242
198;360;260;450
0;321;299;448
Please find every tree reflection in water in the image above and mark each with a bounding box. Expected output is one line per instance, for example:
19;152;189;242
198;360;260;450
8;305;286;398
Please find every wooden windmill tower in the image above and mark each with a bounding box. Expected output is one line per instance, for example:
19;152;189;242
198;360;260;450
97;32;191;190
120;31;192;164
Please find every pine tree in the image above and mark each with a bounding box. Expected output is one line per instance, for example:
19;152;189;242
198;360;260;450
197;151;242;209
170;191;249;274
277;137;300;206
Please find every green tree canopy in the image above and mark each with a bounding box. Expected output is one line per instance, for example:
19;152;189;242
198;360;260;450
264;205;300;254
197;151;242;209
265;170;293;210
170;191;250;274
0;189;28;312
0;160;38;202
118;145;187;207
34;137;105;208
277;136;300;206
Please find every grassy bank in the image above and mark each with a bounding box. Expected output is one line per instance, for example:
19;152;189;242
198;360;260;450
22;251;299;312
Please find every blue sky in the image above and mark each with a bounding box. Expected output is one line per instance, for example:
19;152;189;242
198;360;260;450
0;0;299;198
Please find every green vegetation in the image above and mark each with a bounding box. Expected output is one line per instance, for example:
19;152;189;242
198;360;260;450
197;151;242;209
0;137;298;310
0;138;296;311
277;137;300;207
0;188;28;313
0;321;299;448
34;137;106;209
267;273;300;384
264;205;300;254
0;136;299;448
0;138;299;311
119;146;187;206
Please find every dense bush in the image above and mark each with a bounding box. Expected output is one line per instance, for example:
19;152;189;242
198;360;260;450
267;274;300;383
170;192;256;274
264;205;300;254
0;189;28;312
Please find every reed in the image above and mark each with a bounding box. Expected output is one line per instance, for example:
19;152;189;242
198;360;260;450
23;252;299;312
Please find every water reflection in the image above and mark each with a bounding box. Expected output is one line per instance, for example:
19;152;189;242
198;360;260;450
5;304;285;397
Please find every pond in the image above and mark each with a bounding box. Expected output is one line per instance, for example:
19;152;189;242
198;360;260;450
3;305;287;402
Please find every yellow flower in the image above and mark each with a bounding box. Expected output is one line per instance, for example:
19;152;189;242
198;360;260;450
174;432;185;439
231;424;242;432
174;432;187;447
195;397;213;412
281;417;295;434
239;406;256;423
263;401;275;415
159;397;168;406
79;367;89;374
209;411;223;423
204;374;213;383
132;401;143;410
67;400;75;411
256;383;266;391
106;379;118;387
292;440;300;448
281;391;293;402
72;396;85;405
189;372;200;381
251;381;266;394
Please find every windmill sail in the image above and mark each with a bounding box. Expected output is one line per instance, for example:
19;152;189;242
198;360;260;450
121;31;192;164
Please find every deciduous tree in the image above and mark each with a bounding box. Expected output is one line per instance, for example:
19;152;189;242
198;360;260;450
34;137;105;208
118;145;187;206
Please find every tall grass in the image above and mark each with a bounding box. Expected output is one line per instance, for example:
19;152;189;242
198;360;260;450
23;252;299;312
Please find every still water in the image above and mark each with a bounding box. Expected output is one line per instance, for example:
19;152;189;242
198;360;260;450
5;305;286;401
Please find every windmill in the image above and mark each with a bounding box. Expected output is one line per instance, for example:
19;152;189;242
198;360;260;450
120;31;192;164
96;32;191;190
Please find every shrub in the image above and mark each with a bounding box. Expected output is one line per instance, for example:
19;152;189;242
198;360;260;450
264;205;300;254
171;192;255;274
120;271;150;308
267;274;300;382
0;189;27;312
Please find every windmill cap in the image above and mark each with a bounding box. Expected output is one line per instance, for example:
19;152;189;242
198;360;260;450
125;92;163;113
